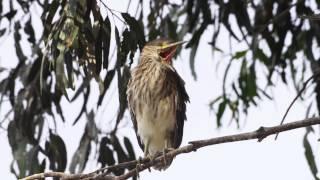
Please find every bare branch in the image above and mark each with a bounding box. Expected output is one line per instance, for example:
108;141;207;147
21;116;320;180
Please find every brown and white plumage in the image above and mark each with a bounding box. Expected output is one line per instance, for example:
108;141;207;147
126;39;189;170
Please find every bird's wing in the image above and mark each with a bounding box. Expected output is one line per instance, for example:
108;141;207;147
126;79;145;151
167;69;190;148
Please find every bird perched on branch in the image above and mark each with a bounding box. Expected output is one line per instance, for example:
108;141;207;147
127;39;189;170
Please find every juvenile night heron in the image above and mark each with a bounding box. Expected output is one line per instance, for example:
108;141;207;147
126;39;189;170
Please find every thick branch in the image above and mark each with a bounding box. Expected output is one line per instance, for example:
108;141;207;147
21;116;320;180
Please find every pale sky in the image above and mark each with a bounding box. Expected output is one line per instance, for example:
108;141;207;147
0;1;319;180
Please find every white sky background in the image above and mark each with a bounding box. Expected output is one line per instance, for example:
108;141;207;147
0;0;319;179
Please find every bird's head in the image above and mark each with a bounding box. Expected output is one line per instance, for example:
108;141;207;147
141;39;186;65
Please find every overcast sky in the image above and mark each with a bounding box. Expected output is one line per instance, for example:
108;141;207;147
0;1;319;179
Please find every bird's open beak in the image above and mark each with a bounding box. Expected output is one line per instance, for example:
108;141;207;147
159;41;186;63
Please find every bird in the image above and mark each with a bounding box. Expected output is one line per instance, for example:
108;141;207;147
126;38;189;170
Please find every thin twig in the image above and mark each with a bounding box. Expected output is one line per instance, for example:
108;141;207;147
299;14;320;20
99;0;127;25
275;71;320;140
22;116;320;180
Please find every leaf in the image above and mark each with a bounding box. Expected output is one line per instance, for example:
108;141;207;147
186;0;200;33
98;137;115;167
233;50;247;60
24;16;36;45
95;25;103;75
209;96;222;109
186;22;208;80
165;16;178;40
55;44;68;94
303;129;320;180
189;42;199;80
232;1;252;33
45;131;67;172
27;57;41;83
65;51;75;89
0;1;2;15
3;9;17;20
0;28;6;37
69;110;98;173
43;0;59;23
115;66;130;128
14;22;27;61
110;135;128;175
53;89;66;122
220;4;240;41
69;133;91;173
147;8;160;40
72;86;90;125
102;16;111;69
255;48;270;65
8;120;28;178
216;99;227;127
27;146;43;175
247;65;257;98
200;0;212;23
124;137;135;161
114;26;120;47
97;69;116;106
121;13;145;49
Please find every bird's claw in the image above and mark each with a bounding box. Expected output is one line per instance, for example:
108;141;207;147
162;148;174;167
135;157;143;178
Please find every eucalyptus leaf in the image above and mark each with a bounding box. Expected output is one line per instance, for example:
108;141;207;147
303;128;320;180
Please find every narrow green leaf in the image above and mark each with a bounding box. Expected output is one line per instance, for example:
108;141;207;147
64;51;74;89
102;16;111;69
124;137;135;161
303;129;320;180
98;137;115;167
97;69;116;106
72;86;90;125
8;120;28;178
95;28;103;75
69;134;91;173
209;96;222;109
216;99;227;127
111;135;128;175
0;28;5;37
189;42;199;80
3;9;17;20
255;48;269;65
45;131;67;172
69;111;98;173
14;22;27;61
115;66;130;127
24;16;36;44
233;50;247;60
55;49;68;97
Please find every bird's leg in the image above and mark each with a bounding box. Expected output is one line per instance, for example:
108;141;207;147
135;156;143;178
143;139;152;172
144;139;150;157
162;139;174;166
162;148;168;167
135;139;151;177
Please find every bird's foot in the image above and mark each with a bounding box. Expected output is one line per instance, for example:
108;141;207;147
144;155;155;172
162;148;174;167
135;156;143;177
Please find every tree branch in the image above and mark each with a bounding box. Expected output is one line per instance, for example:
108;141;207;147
21;116;320;180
